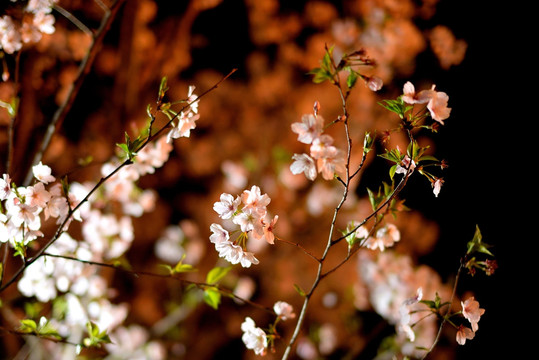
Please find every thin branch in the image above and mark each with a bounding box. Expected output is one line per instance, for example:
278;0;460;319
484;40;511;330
275;238;321;263
23;0;127;186
420;260;465;359
281;70;352;360
41;252;273;314
53;5;93;37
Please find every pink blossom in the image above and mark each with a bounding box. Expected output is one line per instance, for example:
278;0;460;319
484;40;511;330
239;250;259;268
432;178;444;197
395;155;416;175
427;89;451;124
213;193;241;219
25;182;51;209
32;161;56;184
241;185;270;215
290;153;317;181
33;11;55;34
215;240;243;264
363;224;401;251
274;301;295;320
402;82;432;104
291;114;324;144
402;82;451;124
316;149;346;180
262;215;278;244
461;297;485;332
241;317;268;355
0;16;22;54
0;174;12;200
310;134;336;159
367;76;383;91
166;112;200;142
233;207;262;233
209;223;229;244
456;325;475;345
9;201;38;227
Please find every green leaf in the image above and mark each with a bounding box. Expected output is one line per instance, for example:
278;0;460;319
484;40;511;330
206;266;232;285
293;284;306;297
363;132;374;153
203;287;221;309
83;321;111;348
378;98;407;119
174;263;197;273
466;225;494;257
346;68;358;89
19;319;37;333
158;76;169;100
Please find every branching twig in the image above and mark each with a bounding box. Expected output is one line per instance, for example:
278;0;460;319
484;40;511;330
23;0;127;187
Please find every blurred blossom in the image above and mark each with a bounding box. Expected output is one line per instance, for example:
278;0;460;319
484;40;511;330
155;225;186;264
106;325;166;360
274;301;296;320
291;114;324;145
318;323;337;355
359;223;401;251
290;153;317;181
296;338;318;359
233;276;256;303
357;250;448;358
221;160;248;192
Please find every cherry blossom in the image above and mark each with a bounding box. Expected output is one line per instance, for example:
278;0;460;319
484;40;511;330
261;215;278;244
395;155;416;175
25;182;51;208
402;81;433;104
427;88;451;124
456;324;475;345
362;224;401;251
367;76;383;91
316;149;346;180
432;178;444;197
402;82;451;124
213;193;241;219
274;301;296;320
0;174;12;200
209;223;230;244
290;153;317;181
461;297;485;332
241;185;271;216
291;113;324;144
32;161;56;184
241;317;268;356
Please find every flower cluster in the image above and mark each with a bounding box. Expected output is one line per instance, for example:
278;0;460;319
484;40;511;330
456;297;485;345
210;185;277;268
10;84;199;357
356;250;451;358
0;162;82;250
0;0;57;56
290;105;346;181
